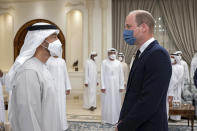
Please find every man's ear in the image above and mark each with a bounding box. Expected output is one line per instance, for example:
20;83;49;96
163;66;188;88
140;23;148;33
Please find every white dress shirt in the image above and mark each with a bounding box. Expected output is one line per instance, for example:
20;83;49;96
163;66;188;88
139;37;155;57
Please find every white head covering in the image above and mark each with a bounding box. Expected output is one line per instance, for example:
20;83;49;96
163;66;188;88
171;54;181;65
174;51;182;55
107;48;117;53
118;52;124;57
5;22;59;91
90;51;97;56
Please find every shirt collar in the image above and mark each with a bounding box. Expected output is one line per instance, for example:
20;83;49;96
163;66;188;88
139;37;155;54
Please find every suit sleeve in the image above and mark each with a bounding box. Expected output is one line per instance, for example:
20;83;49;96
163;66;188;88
118;50;172;130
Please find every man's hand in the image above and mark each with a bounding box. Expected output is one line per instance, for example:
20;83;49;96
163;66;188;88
115;120;122;131
119;89;124;92
101;89;106;93
84;84;88;87
66;90;70;95
168;96;173;107
0;70;3;78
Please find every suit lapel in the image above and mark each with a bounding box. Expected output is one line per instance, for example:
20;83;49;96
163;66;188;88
127;41;157;90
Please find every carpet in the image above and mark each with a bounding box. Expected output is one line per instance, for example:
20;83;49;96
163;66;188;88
67;121;197;131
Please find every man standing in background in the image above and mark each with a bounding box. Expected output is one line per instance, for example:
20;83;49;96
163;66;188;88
118;52;129;103
174;51;192;104
190;51;197;93
46;45;71;130
83;51;98;111
101;48;124;125
167;54;184;120
118;52;129;88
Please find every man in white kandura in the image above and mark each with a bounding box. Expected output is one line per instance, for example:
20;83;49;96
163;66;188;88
168;54;184;121
174;51;192;103
190;51;197;92
83;51;98;111
46;47;71;130
118;52;129;88
174;51;190;88
6;22;62;131
0;70;5;130
101;48;124;124
118;53;129;103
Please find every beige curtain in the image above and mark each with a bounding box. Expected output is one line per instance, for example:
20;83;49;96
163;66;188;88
159;0;197;64
112;0;157;64
153;5;178;54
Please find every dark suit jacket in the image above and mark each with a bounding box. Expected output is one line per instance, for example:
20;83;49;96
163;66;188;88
118;40;172;131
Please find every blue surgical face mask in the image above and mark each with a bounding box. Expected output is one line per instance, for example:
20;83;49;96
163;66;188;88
123;30;136;45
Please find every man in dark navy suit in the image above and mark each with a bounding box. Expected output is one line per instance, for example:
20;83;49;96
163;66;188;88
116;10;172;131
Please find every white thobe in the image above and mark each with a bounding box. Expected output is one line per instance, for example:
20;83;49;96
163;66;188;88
121;62;129;87
180;60;190;88
190;54;197;84
167;64;184;120
101;59;124;124
9;57;61;131
46;57;71;130
0;75;5;122
83;59;98;109
120;62;129;103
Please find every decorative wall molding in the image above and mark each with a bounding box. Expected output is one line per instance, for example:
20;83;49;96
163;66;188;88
65;1;84;7
0;7;14;15
65;3;89;71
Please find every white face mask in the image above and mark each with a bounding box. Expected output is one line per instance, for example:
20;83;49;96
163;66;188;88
47;39;62;57
178;55;182;60
109;54;116;60
94;56;97;61
171;58;175;64
118;57;123;61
